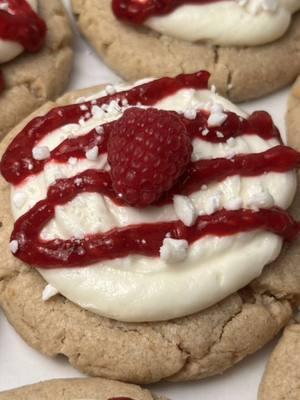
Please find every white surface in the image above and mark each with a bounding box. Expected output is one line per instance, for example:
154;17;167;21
0;0;293;397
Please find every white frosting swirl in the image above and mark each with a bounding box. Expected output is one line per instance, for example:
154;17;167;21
145;0;300;46
10;83;297;322
0;0;38;64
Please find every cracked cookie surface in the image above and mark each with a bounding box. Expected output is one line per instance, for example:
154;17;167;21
0;85;300;384
0;377;164;400
0;0;73;140
71;0;300;103
259;324;300;400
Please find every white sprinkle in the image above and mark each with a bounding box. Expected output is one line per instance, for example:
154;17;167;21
80;104;88;111
85;112;91;119
173;195;197;227
105;84;116;95
201;184;208;190
78;117;86;127
211;103;224;114
9;240;19;254
121;98;129;106
160;238;188;264
74;177;83;186
216;131;224;138
68;157;78;166
202;128;209;136
32;146;50;161
184;109;197;120
91;105;105;118
225;197;243;211
207;111;227;128
85;146;99;161
42;284;59;301
13;191;27;209
95;126;104;135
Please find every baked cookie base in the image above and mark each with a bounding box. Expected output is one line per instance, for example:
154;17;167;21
259;324;300;400
0;0;73;140
71;0;300;102
0;86;300;384
0;378;164;400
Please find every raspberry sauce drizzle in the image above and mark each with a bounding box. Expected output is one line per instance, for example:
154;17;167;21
10;144;300;268
1;109;281;186
1;71;300;269
12;205;300;268
112;0;225;24
1;72;210;184
0;0;46;52
0;0;46;91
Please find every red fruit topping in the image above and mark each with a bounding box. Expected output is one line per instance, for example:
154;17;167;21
107;107;192;207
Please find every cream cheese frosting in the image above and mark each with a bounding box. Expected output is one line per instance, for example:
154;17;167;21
9;82;297;322
0;0;38;64
145;0;300;46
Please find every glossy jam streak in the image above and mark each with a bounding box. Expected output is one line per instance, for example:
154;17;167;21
1;108;280;185
112;0;225;24
0;0;46;51
12;204;300;268
0;71;210;184
10;145;300;268
162;146;300;201
0;0;46;91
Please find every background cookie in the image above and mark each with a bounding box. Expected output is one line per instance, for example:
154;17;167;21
0;377;163;399
258;324;300;400
71;0;300;103
287;76;300;151
1;85;300;384
0;0;73;140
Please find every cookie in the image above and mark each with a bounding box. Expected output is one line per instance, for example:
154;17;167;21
259;324;300;400
1;78;300;384
71;0;300;102
0;0;73;140
0;377;164;400
287;76;300;151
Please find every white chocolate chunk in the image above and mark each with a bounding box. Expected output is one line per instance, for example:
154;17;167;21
173;195;197;227
160;238;188;263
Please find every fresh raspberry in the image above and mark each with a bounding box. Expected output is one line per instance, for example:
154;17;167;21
108;107;192;207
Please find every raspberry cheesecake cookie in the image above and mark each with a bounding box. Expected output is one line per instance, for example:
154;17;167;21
71;0;300;102
0;0;73;139
259;324;300;400
0;378;163;400
1;71;300;383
